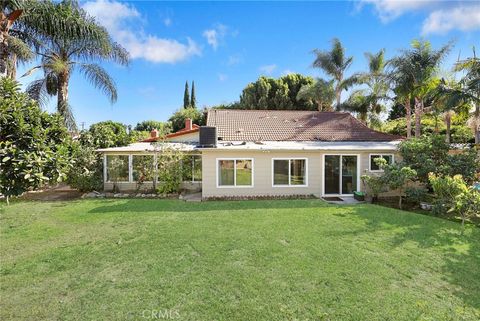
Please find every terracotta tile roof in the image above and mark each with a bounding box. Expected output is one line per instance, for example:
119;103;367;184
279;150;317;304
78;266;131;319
142;124;200;142
206;110;403;142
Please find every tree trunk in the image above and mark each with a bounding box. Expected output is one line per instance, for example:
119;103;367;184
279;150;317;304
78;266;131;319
335;84;341;110
0;29;8;77
6;52;16;79
445;112;451;144
57;70;71;128
6;195;9;206
405;98;412;138
398;193;402;210
475;102;479;146
414;97;422;138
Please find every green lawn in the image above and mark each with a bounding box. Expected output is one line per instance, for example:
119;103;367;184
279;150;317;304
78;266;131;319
1;199;479;321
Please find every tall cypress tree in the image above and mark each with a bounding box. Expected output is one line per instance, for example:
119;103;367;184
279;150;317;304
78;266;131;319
190;81;196;109
183;81;190;108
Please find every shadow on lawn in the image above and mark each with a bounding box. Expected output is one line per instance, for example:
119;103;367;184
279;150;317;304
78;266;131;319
87;199;480;311
344;204;480;312
87;198;329;214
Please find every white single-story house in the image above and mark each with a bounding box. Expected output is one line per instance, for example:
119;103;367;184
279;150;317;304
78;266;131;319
97;110;403;199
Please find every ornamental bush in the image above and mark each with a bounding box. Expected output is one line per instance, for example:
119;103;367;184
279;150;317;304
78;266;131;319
0;78;72;204
66;143;103;192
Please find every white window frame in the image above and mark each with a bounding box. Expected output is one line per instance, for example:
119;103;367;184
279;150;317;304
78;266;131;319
368;154;394;172
185;154;202;183
216;158;254;188
104;154;131;183
271;158;308;187
131;154;156;183
321;154;361;197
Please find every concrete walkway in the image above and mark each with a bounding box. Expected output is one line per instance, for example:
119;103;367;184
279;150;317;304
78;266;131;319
182;192;202;202
323;196;364;205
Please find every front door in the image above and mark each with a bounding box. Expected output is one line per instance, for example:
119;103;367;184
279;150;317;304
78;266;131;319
324;155;358;195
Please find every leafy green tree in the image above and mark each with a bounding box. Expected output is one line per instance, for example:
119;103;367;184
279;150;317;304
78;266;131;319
168;108;205;132
23;0;129;130
453;187;480;231
190;80;196;108
239;74;315;110
296;78;335;111
388;99;407;120
183;81;190;109
398;135;450;184
376;158;417;209
66;143;103;192
361;174;386;203
0;78;71;204
389;40;451;138
398;135;479;185
134;120;172;134
79;121;130;149
312;38;356;109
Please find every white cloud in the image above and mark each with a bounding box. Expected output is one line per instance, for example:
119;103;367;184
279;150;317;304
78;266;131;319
82;0;140;29
259;64;277;75
359;0;480;35
227;54;242;66
163;17;172;27
359;0;435;22
82;0;200;63
218;73;228;82
203;24;229;50
422;5;480;35
282;69;295;76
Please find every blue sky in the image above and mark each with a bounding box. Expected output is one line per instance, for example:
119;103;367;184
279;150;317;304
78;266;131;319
20;1;480;129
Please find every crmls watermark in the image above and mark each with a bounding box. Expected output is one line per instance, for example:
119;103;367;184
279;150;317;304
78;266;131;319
140;309;180;319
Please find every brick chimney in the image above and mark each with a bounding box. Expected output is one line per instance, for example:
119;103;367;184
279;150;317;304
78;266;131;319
185;118;192;130
150;128;159;138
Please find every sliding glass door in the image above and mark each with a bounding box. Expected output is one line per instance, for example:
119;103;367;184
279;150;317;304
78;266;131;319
324;155;358;195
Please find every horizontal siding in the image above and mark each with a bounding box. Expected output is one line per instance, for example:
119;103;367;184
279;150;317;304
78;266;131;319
201;150;399;198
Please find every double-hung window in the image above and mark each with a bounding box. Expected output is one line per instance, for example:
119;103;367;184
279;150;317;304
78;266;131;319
369;154;394;171
273;158;307;187
217;159;253;187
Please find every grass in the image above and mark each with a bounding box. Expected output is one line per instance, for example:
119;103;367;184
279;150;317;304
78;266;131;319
1;199;479;321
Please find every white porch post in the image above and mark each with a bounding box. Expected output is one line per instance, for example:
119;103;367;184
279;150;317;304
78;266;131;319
128;155;133;183
103;154;107;183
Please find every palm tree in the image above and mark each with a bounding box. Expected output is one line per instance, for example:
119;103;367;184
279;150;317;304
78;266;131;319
1;1;31;78
296;78;335;111
431;78;464;143
23;0;129;130
389;40;451;138
453;49;480;145
343;49;388;127
312;38;356;109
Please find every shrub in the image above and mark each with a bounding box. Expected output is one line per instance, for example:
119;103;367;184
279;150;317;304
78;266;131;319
448;149;479;184
0;79;72;204
361;175;385;203
154;142;187;194
452;188;480;230
66;143;103;192
398;135;449;185
381;164;417;209
405;187;429;206
428;173;467;216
